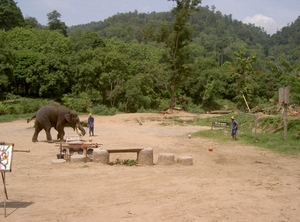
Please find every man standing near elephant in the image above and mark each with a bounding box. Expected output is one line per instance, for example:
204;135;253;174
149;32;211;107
88;113;95;136
231;116;238;140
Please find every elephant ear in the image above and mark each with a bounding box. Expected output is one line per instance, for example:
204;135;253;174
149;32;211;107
65;113;71;122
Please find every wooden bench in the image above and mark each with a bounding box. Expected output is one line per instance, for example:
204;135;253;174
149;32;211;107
211;121;230;130
94;148;153;165
106;148;144;161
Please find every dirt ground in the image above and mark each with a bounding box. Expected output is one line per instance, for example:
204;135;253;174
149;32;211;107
1;112;299;221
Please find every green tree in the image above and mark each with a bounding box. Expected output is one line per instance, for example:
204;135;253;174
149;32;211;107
72;46;130;108
30;54;70;98
269;55;300;103
184;57;222;110
7;27;71;54
231;47;258;110
7;28;72;98
24;16;41;29
13;50;40;96
166;0;201;109
71;31;105;51
0;0;24;30
0;30;15;98
47;10;67;36
123;73;153;112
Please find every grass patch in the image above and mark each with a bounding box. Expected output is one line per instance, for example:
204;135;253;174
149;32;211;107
0;114;29;123
195;129;229;141
109;158;139;166
191;114;300;157
166;113;299;157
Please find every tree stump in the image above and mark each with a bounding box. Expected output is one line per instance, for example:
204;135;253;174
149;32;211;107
157;153;175;165
93;148;109;164
138;148;153;165
177;156;193;166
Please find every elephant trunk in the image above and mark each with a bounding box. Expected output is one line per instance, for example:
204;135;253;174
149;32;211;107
75;124;86;137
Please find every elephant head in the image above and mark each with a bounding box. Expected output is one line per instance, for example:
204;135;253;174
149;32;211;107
65;111;86;137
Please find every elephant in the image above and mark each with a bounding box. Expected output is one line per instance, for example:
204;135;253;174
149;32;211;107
27;104;86;143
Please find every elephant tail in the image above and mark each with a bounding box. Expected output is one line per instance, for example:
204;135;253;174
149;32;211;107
27;114;36;123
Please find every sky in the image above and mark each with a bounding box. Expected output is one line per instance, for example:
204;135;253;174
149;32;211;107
17;0;300;35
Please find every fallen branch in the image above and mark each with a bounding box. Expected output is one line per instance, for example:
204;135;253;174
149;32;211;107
136;118;142;125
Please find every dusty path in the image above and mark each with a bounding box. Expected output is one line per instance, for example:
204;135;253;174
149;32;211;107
0;112;299;221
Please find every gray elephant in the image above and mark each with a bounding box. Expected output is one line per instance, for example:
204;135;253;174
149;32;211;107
27;104;86;143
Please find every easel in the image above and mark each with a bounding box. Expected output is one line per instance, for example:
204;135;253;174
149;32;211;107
1;172;8;217
1;142;30;218
0;142;14;218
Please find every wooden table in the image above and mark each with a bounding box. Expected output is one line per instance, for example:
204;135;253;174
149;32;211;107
55;142;101;162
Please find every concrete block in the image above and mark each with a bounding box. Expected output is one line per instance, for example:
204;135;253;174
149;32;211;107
157;153;175;165
70;155;86;163
51;159;66;164
93;148;109;164
138;148;153;165
177;156;193;166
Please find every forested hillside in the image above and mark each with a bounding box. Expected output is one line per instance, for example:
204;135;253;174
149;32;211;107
1;0;299;114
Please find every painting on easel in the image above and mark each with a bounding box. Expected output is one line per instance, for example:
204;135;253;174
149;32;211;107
0;143;14;172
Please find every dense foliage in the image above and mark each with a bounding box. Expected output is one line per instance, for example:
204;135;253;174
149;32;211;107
0;0;24;30
0;0;300;114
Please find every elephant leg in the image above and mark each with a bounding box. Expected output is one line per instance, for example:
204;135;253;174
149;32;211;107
57;128;65;141
32;126;43;142
44;127;53;143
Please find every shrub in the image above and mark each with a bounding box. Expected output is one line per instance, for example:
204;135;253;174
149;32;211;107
186;103;205;114
0;98;55;114
89;104;117;116
157;98;170;111
61;93;91;112
19;98;56;113
0;103;9;115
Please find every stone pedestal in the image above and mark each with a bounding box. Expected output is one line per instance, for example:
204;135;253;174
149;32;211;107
93;148;109;164
177;156;193;166
70;155;86;163
138;148;153;165
157;153;175;165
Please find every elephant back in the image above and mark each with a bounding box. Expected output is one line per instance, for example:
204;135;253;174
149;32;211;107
36;104;70;122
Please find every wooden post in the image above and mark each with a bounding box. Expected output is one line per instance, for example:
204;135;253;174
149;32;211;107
279;87;290;141
283;103;288;141
60;140;62;156
1;172;8;218
14;150;30;153
254;114;258;141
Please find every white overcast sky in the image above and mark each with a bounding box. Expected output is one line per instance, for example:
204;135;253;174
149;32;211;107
17;0;300;35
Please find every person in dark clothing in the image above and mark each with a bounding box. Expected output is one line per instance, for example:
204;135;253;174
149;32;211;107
231;116;238;140
88;113;94;136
